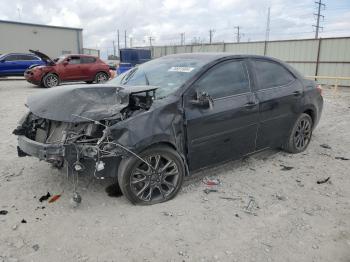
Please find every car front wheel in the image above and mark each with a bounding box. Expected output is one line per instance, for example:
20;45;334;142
118;145;185;205
95;72;108;83
284;113;313;153
42;73;59;88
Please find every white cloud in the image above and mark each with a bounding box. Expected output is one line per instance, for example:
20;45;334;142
0;0;349;58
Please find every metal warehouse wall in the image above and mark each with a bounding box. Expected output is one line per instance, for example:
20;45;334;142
0;20;83;58
151;37;350;86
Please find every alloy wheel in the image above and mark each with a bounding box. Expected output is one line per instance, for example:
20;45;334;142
96;73;108;83
130;154;180;202
293;117;312;150
46;75;58;87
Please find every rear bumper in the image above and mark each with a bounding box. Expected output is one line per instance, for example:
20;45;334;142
17;135;64;161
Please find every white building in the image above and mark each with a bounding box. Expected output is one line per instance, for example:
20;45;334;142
0;20;83;58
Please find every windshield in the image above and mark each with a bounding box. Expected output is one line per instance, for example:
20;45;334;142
109;57;206;98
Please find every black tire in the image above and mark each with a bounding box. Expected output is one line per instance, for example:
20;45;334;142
85;81;94;84
117;145;185;205
95;72;108;83
284;113;313;153
42;73;59;88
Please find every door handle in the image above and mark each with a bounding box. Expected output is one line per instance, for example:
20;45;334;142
293;90;302;96
244;101;258;109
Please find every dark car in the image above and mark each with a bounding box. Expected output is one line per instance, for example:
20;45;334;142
13;53;323;205
24;50;111;88
0;53;45;76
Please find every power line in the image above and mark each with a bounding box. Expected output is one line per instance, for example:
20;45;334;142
313;0;326;39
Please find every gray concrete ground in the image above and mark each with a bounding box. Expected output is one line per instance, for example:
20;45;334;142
0;80;349;262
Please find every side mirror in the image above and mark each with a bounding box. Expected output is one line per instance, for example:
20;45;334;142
63;61;69;66
190;91;213;109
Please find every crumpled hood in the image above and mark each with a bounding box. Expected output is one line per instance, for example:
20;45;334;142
27;84;157;123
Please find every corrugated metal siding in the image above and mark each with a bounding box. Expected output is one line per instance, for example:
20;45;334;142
151;37;350;86
0;21;82;57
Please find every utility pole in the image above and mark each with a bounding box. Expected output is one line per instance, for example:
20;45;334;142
313;0;325;39
209;29;215;44
148;36;155;46
265;7;271;42
117;29;120;53
180;32;185;45
124;30;127;48
234;26;241;43
112;40;116;56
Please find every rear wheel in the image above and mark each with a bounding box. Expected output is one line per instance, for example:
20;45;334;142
284;113;313;153
118;145;185;205
85;81;93;84
95;72;108;83
42;73;59;88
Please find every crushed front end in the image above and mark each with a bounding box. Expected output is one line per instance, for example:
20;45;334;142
14;112;123;178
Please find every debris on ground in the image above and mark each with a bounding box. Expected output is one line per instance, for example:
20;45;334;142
317;177;331;184
21;219;27;223
0;210;8;215
203;178;221;186
335;156;349;161
274;193;287;201
203;188;218;194
162;212;174;217
48;194;62;203
219;196;241;201
320;144;332;149
244;196;259;215
39;192;51;202
280;165;294;171
32;244;40;251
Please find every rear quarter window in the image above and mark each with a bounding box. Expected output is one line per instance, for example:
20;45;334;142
253;60;295;90
81;57;96;64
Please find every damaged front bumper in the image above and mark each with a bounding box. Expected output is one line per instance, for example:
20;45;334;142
17;135;64;161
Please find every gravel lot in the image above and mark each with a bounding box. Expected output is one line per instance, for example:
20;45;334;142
0;80;349;262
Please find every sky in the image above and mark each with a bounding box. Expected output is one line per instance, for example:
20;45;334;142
0;0;349;58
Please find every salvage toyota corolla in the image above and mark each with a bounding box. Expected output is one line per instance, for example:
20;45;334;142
13;53;323;205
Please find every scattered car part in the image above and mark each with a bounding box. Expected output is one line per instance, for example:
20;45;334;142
0;210;8;215
39;192;51;202
320;144;332;149
335;156;349;160
280;164;294;171
317;177;331;184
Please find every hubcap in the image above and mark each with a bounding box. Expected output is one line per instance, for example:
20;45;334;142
96;73;107;83
294;118;312;150
130;154;180;202
46;75;58;87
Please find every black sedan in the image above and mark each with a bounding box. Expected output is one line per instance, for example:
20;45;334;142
14;53;323;205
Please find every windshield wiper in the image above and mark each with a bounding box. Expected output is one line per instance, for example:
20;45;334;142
143;71;150;85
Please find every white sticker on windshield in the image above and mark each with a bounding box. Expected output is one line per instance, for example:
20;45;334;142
168;67;195;73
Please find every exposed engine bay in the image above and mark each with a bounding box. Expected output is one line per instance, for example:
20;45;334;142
14;86;157;176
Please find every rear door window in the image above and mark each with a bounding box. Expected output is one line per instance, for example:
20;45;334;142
194;60;250;99
253;60;295;90
81;57;96;64
68;56;81;64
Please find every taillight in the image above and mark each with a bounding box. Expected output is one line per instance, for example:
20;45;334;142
316;84;323;96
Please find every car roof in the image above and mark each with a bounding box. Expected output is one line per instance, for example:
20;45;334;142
67;54;98;58
2;53;39;56
161;52;281;63
160;52;302;78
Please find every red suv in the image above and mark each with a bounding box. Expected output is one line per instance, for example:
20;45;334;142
25;50;111;88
